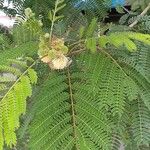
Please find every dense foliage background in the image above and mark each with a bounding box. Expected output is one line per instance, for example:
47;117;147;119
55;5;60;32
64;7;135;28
0;0;150;150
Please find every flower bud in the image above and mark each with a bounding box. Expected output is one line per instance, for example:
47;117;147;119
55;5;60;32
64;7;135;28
44;33;50;38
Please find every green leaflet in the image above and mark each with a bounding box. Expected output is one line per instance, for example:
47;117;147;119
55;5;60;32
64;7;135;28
131;98;150;146
86;38;97;53
0;58;37;149
86;18;98;38
115;5;124;14
28;69;38;84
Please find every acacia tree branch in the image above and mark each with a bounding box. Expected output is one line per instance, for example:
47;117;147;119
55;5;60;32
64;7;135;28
129;2;150;28
68;48;86;56
67;68;79;150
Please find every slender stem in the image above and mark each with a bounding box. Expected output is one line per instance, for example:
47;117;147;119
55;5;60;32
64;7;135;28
49;0;59;41
69;36;101;48
67;68;78;149
68;43;84;55
122;6;130;14
129;2;150;28
68;40;85;48
68;48;86;56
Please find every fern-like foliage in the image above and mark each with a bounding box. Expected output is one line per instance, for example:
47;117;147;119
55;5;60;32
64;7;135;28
79;19;150;53
63;0;111;25
0;57;37;150
0;42;38;65
127;0;150;12
12;24;41;46
120;14;150;33
1;1;150;149
105;41;150;148
29;52;139;150
0;34;11;51
138;15;150;33
131;97;150;146
22;0;111;27
99;32;150;52
12;8;43;46
108;41;150;110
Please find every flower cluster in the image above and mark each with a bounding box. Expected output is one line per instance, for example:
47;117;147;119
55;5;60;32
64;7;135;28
38;34;71;70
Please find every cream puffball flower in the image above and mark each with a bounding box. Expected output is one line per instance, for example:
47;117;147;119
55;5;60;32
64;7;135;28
40;56;51;63
50;54;71;70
